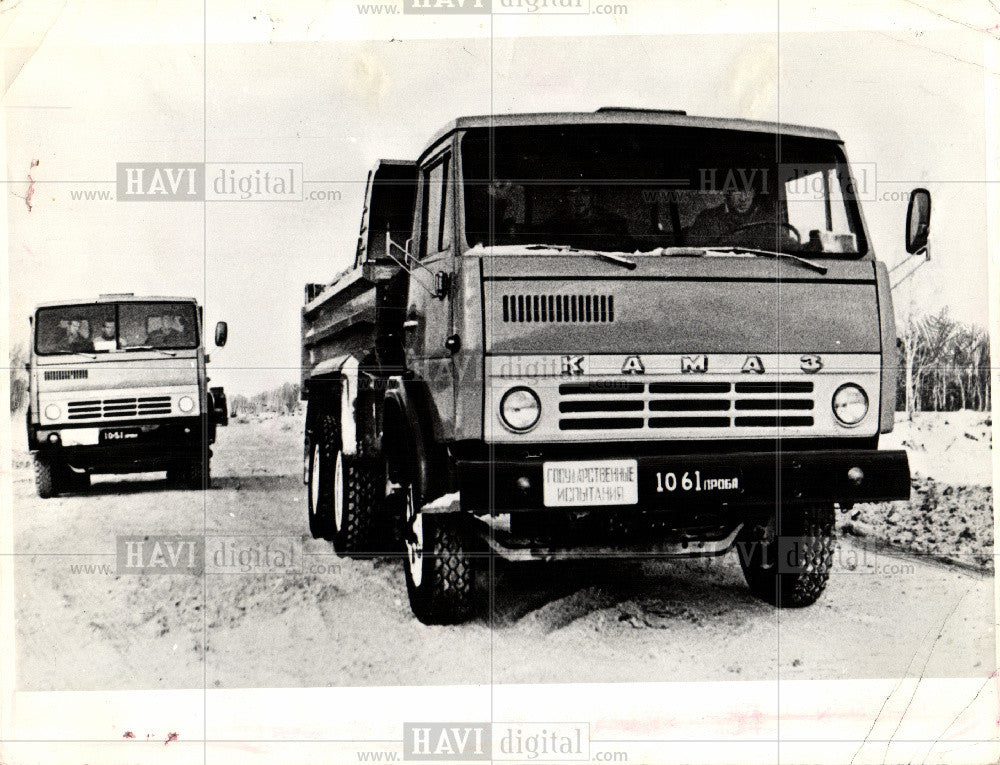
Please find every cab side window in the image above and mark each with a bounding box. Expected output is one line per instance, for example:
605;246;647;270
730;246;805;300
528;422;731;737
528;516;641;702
419;152;451;257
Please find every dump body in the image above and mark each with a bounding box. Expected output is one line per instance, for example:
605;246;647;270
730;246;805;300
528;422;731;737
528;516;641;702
302;269;377;385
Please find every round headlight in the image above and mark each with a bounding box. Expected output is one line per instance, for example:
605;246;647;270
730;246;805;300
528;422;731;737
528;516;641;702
832;384;869;426
499;387;541;432
178;396;195;413
44;404;61;421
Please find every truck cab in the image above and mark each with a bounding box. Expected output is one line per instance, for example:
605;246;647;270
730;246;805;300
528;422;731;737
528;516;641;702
301;109;931;623
26;294;229;496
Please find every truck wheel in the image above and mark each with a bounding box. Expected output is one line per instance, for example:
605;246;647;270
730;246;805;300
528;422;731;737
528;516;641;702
65;467;90;493
739;505;836;608
306;418;335;540
331;450;380;556
403;481;476;624
172;457;210;490
308;412;378;553
34;455;60;498
166;465;182;486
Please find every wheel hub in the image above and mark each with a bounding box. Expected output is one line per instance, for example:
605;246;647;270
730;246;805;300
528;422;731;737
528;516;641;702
405;484;423;587
309;443;321;515
333;451;344;531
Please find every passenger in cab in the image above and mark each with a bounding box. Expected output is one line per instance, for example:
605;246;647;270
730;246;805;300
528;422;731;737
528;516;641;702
538;183;636;252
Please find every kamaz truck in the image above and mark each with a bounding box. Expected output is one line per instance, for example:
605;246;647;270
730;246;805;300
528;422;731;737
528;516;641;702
26;294;229;496
301;109;929;624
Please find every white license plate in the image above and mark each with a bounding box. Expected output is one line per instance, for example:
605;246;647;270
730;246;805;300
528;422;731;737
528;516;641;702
542;459;639;507
59;428;100;446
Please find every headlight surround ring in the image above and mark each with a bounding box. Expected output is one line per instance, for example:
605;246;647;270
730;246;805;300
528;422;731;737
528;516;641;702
832;384;869;427
499;387;541;433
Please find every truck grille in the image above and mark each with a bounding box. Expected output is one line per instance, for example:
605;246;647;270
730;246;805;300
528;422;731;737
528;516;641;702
67;396;173;420
502;294;614;323
557;380;815;431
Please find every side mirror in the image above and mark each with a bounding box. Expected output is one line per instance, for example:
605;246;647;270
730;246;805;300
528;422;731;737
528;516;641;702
214;321;228;347
905;188;931;255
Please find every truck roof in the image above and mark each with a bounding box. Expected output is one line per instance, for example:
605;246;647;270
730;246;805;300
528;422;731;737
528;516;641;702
421;108;842;159
34;295;198;309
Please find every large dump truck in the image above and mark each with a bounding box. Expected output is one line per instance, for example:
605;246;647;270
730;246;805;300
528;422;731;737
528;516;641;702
301;109;928;624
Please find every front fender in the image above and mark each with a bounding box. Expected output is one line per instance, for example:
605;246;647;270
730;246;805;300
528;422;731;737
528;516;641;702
383;377;450;498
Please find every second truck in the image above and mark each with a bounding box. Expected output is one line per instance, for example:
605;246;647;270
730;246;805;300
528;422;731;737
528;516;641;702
26;294;229;496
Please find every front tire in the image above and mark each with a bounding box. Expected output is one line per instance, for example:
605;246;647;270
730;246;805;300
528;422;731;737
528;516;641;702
738;505;836;608
402;480;476;624
34;455;60;498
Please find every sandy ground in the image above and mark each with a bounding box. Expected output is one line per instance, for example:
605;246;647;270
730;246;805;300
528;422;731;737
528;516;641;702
11;412;995;691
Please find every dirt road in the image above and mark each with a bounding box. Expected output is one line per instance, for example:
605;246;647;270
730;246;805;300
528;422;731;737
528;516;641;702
12;415;994;691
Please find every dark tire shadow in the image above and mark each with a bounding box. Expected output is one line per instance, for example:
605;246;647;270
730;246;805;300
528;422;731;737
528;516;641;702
85;475;171;496
482;555;763;631
82;473;300;495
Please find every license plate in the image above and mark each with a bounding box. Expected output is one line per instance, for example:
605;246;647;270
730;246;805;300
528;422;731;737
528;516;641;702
99;428;142;443
652;468;742;495
543;459;638;507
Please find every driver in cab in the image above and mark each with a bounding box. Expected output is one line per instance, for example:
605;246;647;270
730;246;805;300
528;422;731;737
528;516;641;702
686;180;798;251
145;315;184;347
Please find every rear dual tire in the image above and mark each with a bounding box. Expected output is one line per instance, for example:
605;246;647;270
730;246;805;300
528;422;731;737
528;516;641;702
307;412;380;556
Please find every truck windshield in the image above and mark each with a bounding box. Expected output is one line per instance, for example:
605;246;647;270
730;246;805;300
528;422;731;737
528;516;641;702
461;125;867;256
35;302;198;355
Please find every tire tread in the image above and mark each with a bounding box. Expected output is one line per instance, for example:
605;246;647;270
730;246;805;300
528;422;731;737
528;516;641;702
407;517;476;625
34;455;57;498
740;505;836;608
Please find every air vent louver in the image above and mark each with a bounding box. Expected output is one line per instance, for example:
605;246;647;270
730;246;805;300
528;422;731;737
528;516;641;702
44;369;88;381
501;294;614;323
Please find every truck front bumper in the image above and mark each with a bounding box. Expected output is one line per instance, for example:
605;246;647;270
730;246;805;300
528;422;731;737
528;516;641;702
29;416;209;471
456;449;910;514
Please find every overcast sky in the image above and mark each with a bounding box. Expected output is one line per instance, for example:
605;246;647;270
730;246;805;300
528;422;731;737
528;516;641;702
5;15;993;395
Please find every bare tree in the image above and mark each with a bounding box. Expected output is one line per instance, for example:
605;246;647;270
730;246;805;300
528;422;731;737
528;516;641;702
9;343;29;413
898;309;990;415
227;383;302;417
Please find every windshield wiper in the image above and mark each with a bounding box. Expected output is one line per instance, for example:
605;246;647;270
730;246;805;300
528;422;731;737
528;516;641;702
46;350;97;360
697;246;828;275
523;243;637;270
122;346;177;357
